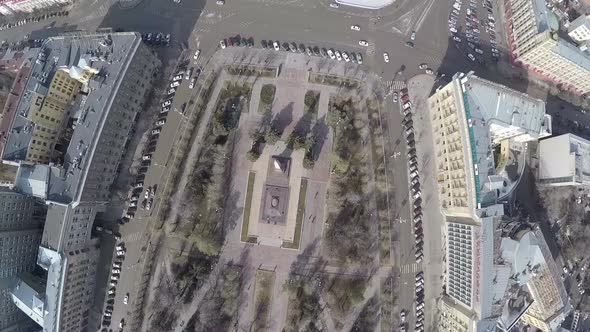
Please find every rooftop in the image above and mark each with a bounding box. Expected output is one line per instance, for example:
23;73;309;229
553;34;590;72
457;72;547;206
538;133;590;184
334;0;394;9
3;31;142;203
531;0;560;33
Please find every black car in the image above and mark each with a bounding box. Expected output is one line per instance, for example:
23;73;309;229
261;40;268;48
298;43;305;53
313;46;320;56
247;37;254;47
405;41;414;48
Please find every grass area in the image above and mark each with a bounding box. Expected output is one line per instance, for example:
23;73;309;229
304;90;320;115
251;270;276;331
241;172;258;243
321;275;366;325
282;178;308;249
309;72;360;89
366;97;391;265
258;84;276;114
226;64;278;77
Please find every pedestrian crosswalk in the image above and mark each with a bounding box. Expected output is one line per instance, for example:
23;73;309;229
366;40;376;55
401;262;423;274
384;80;406;91
125;232;144;243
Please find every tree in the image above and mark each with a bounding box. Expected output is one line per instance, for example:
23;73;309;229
265;127;280;145
330;154;349;175
249;128;264;143
289;134;306;150
305;91;318;111
303;156;314;169
246;149;261;162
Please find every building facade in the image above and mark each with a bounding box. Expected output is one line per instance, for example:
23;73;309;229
0;0;69;16
504;0;590;94
429;72;557;331
538;133;590;186
0;188;42;332
4;31;160;332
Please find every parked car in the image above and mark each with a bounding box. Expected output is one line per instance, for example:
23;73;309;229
219;40;226;49
359;40;369;47
383;52;390;62
351;25;360;31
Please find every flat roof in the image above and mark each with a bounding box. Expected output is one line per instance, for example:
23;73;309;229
3;32;142;203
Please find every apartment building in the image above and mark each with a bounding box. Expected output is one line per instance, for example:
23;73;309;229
0;0;68;16
504;0;590;94
0;188;42;332
429;72;554;331
538;133;590;186
4;31;160;332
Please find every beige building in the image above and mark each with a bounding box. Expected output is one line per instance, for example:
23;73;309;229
0;0;69;15
505;0;590;94
429;72;554;331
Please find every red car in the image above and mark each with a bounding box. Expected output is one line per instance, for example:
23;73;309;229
226;38;232;47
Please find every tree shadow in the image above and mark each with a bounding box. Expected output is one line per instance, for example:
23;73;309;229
271;101;293;135
311;115;329;162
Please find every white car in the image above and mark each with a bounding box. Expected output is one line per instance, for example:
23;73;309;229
167;88;176;95
350;25;360;31
329;2;339;8
453;36;461;42
334;50;342;61
216;0;224;4
342;52;350;62
356;54;363;64
410;30;416;40
273;41;279;51
475;48;483;55
142;154;151;161
162;100;171;107
170;81;180;88
193;49;200;60
327;49;336;60
112;268;121;274
358;40;369;47
161;106;170;113
189;78;197;89
425;69;434;75
383;52;390;62
219;40;226;49
155;119;166;126
450;27;457;33
116;250;125;257
104;312;112;317
123;294;129;305
418;63;427;70
172;74;183;81
468;53;475;61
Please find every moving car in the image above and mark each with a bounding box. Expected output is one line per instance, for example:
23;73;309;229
410;30;416;40
358;40;369;47
351;25;360;31
405;41;414;48
383;52;390;62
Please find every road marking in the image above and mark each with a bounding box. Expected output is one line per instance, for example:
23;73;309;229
124;232;143;243
384;80;406;91
401;263;423;274
366;40;376;55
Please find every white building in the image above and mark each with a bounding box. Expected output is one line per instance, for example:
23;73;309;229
538;133;590;186
568;15;590;44
0;0;69;16
429;72;555;332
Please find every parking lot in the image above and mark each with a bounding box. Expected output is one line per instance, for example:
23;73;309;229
448;0;503;65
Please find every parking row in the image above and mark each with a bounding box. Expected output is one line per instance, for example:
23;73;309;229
0;10;69;31
400;87;426;332
217;35;365;65
122;54;203;222
101;243;128;330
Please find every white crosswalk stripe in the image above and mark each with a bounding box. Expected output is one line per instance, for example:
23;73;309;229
124;232;143;243
384;80;406;91
366;40;376;55
401;263;423;274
